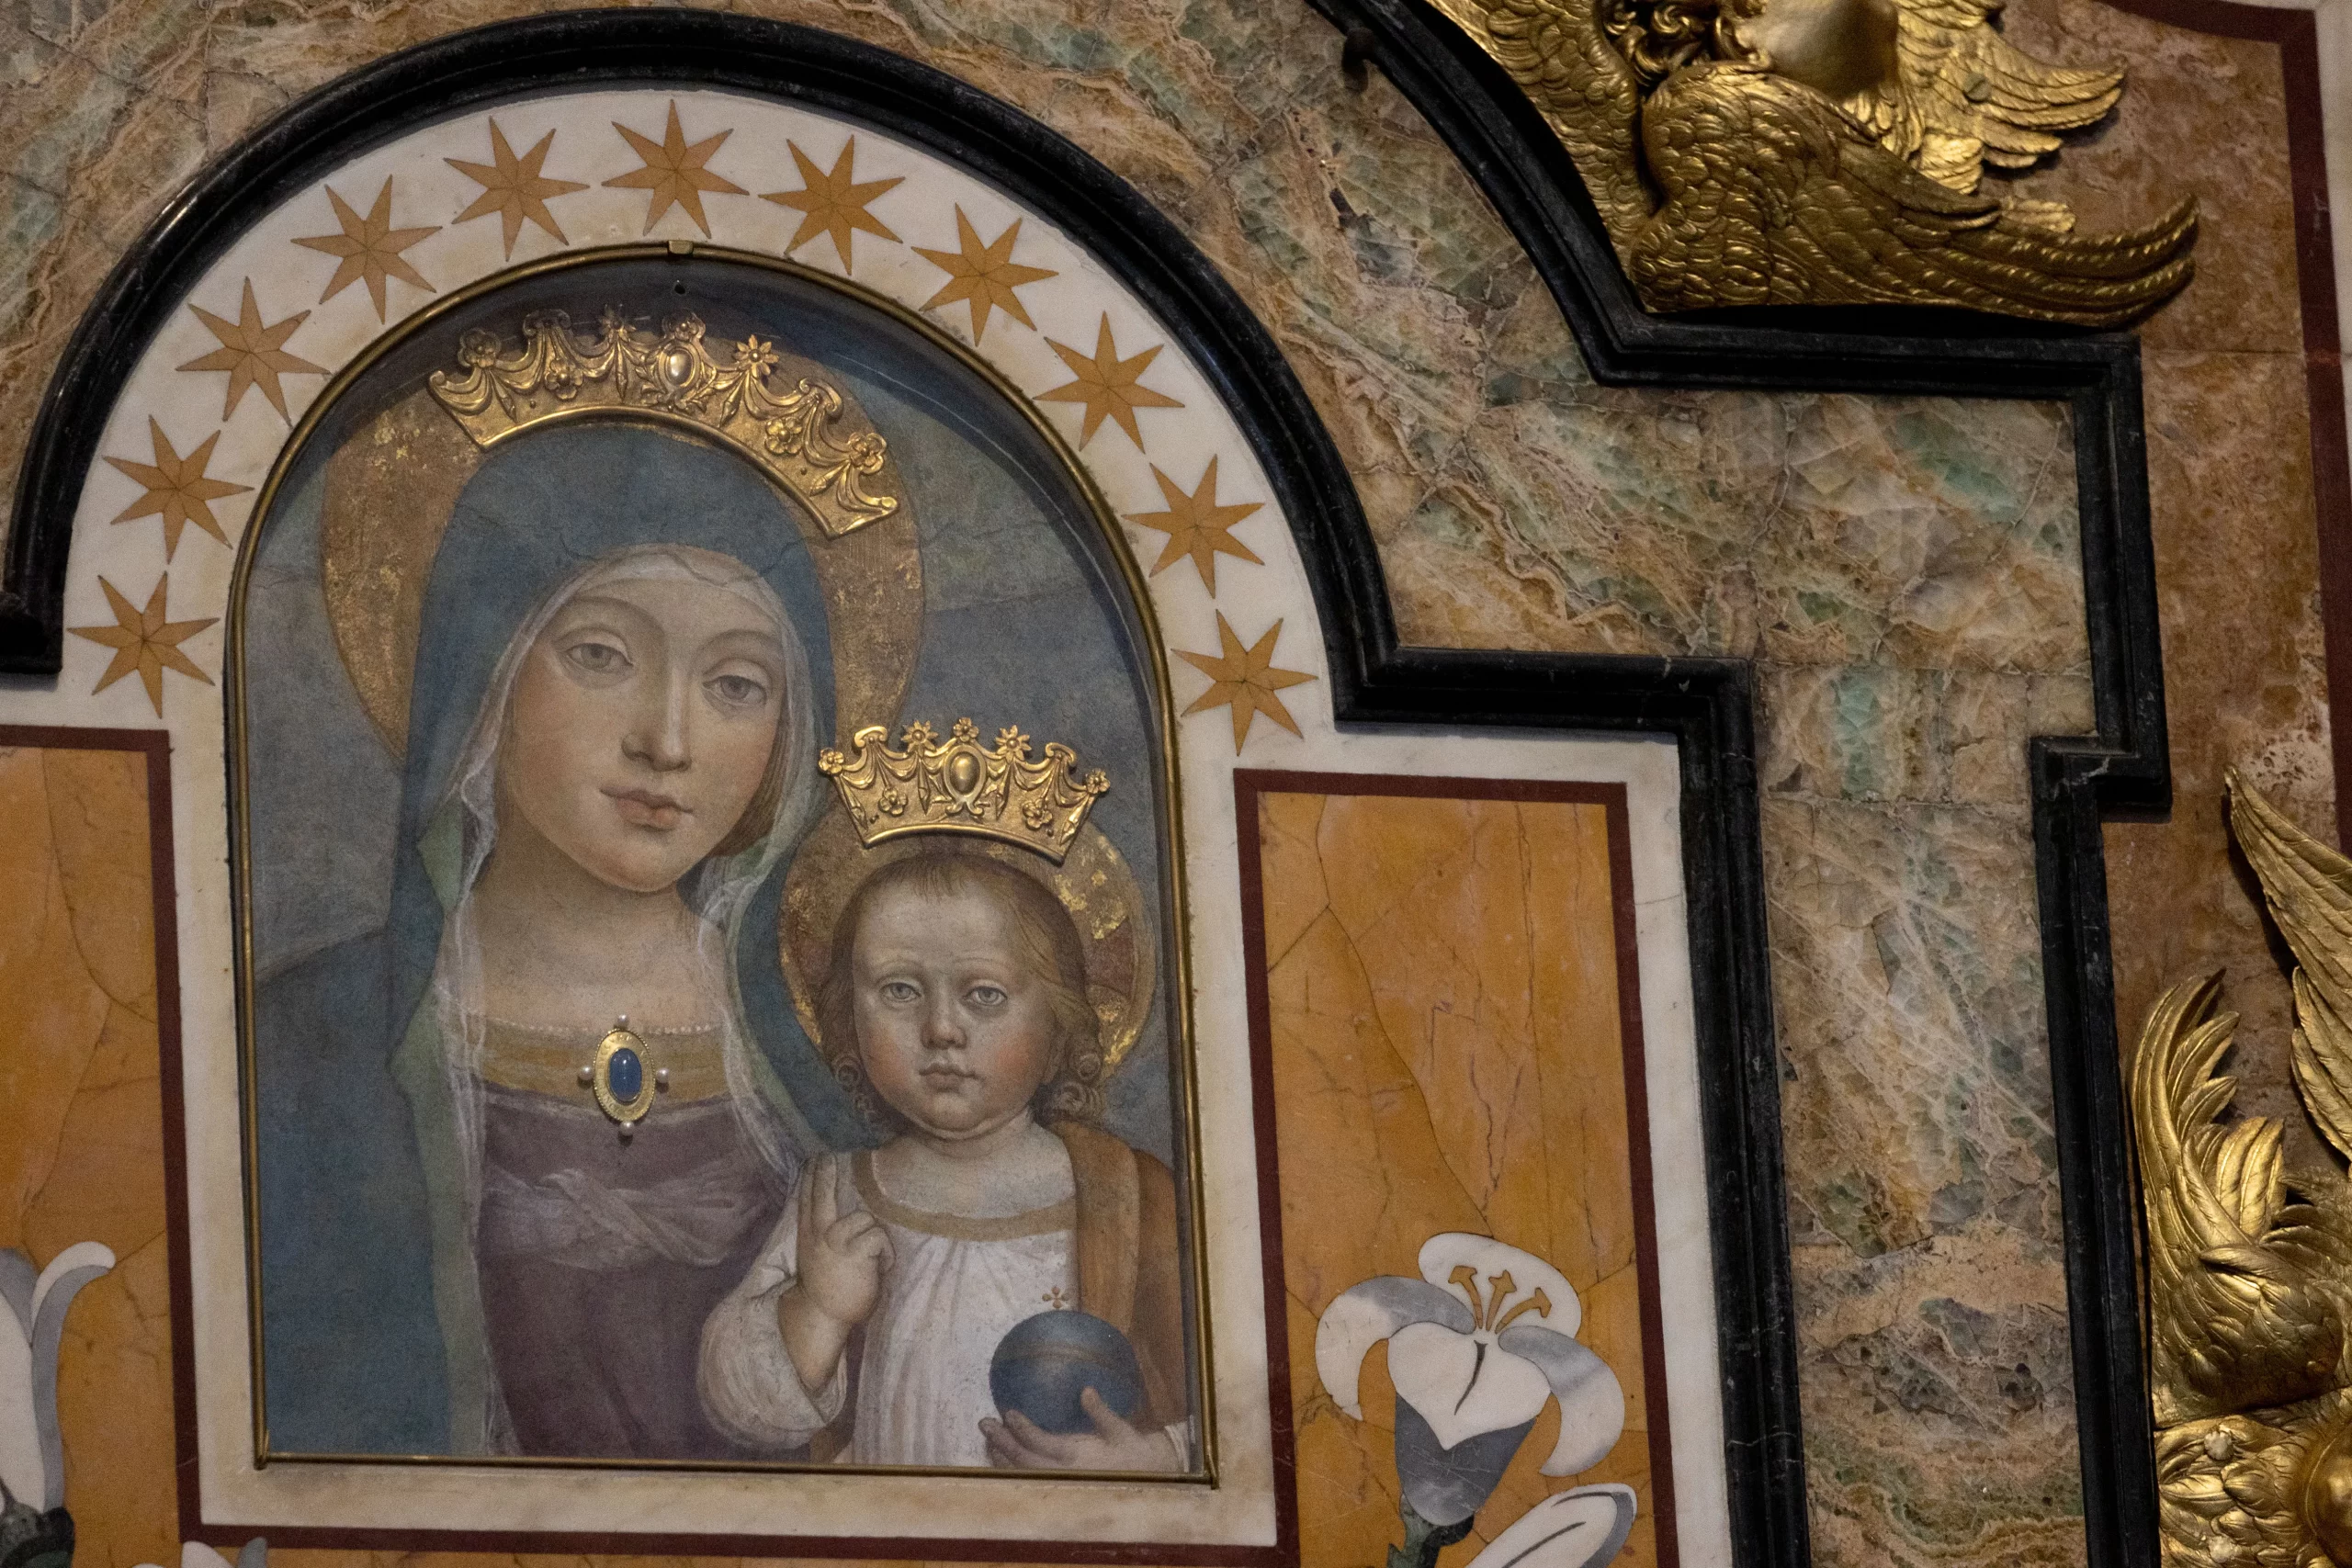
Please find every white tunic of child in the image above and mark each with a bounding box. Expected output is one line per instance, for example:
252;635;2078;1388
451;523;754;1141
699;1146;1081;1467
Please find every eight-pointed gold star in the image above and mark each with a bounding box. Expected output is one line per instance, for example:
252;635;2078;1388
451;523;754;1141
1126;457;1265;593
605;102;745;237
179;279;324;423
763;138;903;271
293;177;440;320
914;208;1057;344
1038;315;1184;449
105;419;253;558
1177;613;1315;751
70;573;218;716
447;118;587;257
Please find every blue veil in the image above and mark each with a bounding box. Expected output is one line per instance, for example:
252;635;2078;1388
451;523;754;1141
257;420;868;1452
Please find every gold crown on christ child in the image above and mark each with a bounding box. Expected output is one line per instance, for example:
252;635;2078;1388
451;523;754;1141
820;718;1110;863
427;309;899;537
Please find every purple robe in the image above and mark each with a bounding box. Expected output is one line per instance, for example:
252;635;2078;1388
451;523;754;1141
474;1071;791;1460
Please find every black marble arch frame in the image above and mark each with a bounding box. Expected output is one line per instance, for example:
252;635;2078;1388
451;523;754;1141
0;3;2244;1562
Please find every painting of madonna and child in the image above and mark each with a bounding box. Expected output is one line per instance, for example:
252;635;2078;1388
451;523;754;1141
235;256;1200;1474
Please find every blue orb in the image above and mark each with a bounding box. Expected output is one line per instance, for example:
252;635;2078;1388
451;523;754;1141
605;1046;643;1100
989;1309;1145;1434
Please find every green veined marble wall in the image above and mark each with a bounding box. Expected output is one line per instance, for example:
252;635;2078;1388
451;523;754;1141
0;2;2329;1565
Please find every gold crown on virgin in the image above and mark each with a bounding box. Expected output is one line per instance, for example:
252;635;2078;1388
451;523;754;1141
820;718;1110;863
427;309;899;537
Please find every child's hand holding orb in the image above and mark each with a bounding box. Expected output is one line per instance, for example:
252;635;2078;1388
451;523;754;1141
982;1309;1174;1472
980;1388;1181;1473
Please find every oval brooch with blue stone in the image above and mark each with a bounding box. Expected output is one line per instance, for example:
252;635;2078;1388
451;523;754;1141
588;1021;655;1127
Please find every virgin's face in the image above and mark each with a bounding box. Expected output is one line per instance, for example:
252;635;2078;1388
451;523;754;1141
499;570;786;894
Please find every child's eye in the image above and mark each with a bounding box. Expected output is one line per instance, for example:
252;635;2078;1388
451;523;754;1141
967;985;1007;1009
879;980;920;1004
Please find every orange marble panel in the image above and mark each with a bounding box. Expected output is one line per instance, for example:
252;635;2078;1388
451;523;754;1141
1255;787;1666;1568
0;741;177;1568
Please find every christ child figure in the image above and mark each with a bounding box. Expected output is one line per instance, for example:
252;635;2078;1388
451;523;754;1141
698;847;1191;1469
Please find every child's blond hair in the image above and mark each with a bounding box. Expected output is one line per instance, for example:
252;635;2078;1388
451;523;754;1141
818;848;1107;1130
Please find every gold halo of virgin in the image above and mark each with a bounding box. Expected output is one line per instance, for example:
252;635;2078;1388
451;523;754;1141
318;306;924;760
313;267;1164;1074
322;300;1159;1069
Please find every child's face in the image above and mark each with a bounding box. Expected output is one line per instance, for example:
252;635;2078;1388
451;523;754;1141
851;882;1060;1144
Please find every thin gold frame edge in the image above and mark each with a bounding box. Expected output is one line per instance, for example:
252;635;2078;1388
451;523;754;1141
221;242;1215;1489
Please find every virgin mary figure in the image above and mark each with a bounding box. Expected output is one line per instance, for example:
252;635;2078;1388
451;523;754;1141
254;419;889;1461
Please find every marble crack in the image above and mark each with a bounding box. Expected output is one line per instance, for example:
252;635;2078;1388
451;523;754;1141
40;761;153;1020
15;12;203;122
1262;897;1329;972
3;165;67;203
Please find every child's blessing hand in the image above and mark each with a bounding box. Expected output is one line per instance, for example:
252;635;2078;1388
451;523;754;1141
979;1388;1184;1473
797;1165;893;1329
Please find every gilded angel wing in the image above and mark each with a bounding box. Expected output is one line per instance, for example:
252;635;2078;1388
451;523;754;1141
1843;0;2122;199
2131;971;2347;1424
2139;782;2352;1565
2230;773;2352;1166
1630;62;2194;325
1421;0;2193;321
1422;0;1653;244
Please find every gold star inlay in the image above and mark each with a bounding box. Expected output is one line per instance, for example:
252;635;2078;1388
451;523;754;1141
179;279;325;423
293;176;440;320
1126;457;1264;593
105;419;252;558
1038;315;1184;449
763;138;902;270
605;102;745;237
1177;613;1315;750
70;573;217;716
914;208;1057;344
447;118;587;257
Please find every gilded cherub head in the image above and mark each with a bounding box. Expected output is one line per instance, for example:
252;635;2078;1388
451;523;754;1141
1603;0;1898;102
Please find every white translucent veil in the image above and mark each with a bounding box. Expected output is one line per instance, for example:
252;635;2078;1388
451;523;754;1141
424;542;822;1231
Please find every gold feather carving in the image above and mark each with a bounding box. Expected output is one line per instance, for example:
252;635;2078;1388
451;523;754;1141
1426;0;1653;247
2233;774;2352;1170
1427;0;2196;323
2132;774;2352;1566
1844;0;2122;197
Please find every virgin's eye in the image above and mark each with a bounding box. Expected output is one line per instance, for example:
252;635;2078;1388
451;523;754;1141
707;672;768;706
563;640;629;675
879;980;921;1004
967;984;1008;1009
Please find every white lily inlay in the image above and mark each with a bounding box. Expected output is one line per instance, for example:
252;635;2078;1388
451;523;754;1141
0;1242;114;1514
1317;1232;1626;1483
1463;1484;1638;1568
136;1536;269;1568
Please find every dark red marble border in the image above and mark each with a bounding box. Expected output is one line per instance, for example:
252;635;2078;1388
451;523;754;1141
1231;770;1680;1568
